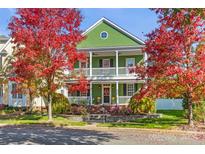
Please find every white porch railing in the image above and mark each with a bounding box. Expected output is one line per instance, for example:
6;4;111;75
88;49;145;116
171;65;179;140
92;67;116;76
74;68;90;76
118;67;136;76
65;68;90;76
68;67;136;77
119;96;131;104
68;96;90;105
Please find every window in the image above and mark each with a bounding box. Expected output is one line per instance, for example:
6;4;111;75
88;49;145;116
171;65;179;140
61;90;64;94
80;91;87;96
126;58;135;74
0;85;3;97
69;91;87;97
126;58;135;67
0;56;2;69
103;59;110;68
80;61;87;68
100;31;108;39
12;83;22;99
127;84;134;96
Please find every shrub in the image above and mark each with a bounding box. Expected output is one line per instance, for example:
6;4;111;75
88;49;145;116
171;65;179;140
52;93;71;114
193;101;205;123
0;106;27;115
109;105;132;115
129;97;156;114
86;105;132;115
70;104;88;115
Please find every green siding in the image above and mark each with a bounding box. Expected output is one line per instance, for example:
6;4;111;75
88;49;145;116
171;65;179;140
92;84;102;104
74;61;79;68
119;84;124;96
111;84;116;104
78;21;141;49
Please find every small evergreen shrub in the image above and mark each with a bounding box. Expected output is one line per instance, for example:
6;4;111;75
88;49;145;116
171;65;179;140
129;97;156;114
52;93;71;114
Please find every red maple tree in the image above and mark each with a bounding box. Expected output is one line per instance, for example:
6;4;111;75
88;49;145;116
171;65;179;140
9;8;87;121
136;9;205;126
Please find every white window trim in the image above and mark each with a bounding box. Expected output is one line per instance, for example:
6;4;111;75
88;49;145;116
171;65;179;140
11;83;23;99
126;58;135;67
127;84;135;96
79;61;88;68
100;31;109;39
126;58;135;74
102;84;111;104
102;59;110;68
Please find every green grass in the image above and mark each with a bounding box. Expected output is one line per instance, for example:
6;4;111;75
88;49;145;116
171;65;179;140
97;110;187;129
0;114;87;126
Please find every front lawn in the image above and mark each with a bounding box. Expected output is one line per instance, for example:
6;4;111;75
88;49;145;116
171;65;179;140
0;114;87;126
97;110;187;129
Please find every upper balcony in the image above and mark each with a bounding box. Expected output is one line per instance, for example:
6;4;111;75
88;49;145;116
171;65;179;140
65;48;146;80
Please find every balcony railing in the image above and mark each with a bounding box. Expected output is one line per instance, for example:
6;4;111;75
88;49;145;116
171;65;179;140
72;67;136;77
92;67;116;76
119;96;131;104
68;96;131;105
68;96;90;104
118;67;136;76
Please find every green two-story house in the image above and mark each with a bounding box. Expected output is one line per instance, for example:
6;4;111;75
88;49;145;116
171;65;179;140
0;17;183;110
66;17;146;105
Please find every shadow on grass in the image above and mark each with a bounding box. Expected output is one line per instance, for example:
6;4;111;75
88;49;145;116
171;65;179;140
0;124;118;145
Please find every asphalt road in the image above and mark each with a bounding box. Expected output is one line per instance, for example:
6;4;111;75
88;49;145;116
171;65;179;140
0;124;205;145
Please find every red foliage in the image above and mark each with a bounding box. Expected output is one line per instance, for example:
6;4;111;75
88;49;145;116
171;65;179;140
8;8;87;94
136;9;205;101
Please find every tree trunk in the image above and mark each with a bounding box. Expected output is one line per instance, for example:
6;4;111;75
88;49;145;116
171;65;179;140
28;91;33;113
48;94;52;122
187;97;194;126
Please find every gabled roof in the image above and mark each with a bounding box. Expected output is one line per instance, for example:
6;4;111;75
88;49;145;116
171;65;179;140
82;17;145;45
0;38;12;53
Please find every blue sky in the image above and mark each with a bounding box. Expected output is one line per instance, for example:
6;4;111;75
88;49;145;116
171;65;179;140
0;8;158;41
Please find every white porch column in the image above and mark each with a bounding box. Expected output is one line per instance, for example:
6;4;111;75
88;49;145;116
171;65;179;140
115;50;119;76
116;81;119;105
90;81;93;105
144;52;148;67
89;51;92;76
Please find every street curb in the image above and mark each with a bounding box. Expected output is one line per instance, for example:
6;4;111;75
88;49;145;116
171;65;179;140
64;124;205;135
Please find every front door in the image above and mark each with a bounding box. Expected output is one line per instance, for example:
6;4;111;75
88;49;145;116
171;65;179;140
103;85;111;104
